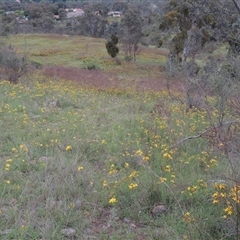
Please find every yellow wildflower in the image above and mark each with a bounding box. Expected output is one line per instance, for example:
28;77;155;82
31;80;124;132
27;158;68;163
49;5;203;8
129;171;139;179
103;180;108;187
164;165;171;172
183;212;195;223
159;177;167;183
224;205;233;215
143;156;150;161
109;164;117;175
214;183;227;191
65;145;72;151
5;163;10;168
20;144;28;153
187;186;197;195
109;197;117;204
129;183;138;189
163;153;172;160
124;162;129;168
12;148;18;153
210;159;218;165
135;150;143;156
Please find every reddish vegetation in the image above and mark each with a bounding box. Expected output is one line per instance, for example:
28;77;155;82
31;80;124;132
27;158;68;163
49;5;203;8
44;66;121;89
43;65;183;92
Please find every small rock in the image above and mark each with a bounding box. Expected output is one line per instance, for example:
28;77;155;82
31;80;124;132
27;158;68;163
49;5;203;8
151;204;167;217
60;228;76;237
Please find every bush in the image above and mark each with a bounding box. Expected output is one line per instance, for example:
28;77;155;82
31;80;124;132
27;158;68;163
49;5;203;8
105;34;119;58
0;44;28;83
124;55;133;62
82;58;102;70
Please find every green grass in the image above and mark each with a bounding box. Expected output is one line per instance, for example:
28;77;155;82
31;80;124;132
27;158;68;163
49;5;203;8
0;34;239;240
7;34;166;78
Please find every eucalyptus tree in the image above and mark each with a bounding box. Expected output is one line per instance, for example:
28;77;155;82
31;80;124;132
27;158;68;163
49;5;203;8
161;5;240;235
160;0;240;113
119;9;142;61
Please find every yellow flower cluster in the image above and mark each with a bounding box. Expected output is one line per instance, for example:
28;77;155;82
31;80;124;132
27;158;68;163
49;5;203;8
183;212;195;223
20;144;28;153
135;149;150;162
103;180;108;187
128;183;138;190
109;164;118;175
229;185;240;204
164;165;171;173
187;185;197;196
158;177;167;183
223;205;234;218
5;159;12;171
198;152;218;170
162;152;172;160
212;182;240;218
128;171;139;179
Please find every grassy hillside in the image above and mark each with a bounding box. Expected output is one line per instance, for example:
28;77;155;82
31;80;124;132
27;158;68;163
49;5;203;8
9;34;167;78
0;34;239;240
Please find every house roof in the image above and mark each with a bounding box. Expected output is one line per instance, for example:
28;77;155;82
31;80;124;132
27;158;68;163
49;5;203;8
67;8;84;18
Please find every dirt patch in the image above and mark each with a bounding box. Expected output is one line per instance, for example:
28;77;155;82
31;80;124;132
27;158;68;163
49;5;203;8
43;65;183;93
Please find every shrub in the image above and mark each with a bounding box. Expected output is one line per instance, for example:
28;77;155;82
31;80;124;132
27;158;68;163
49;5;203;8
124;55;133;62
82;58;102;70
105;34;119;58
0;44;28;83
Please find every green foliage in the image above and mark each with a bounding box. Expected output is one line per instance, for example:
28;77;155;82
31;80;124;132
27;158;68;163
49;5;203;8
120;9;142;61
73;13;108;38
172;31;186;55
157;38;163;48
164;10;178;26
163;0;240;62
82;58;102;70
106;34;119;58
124;55;133;62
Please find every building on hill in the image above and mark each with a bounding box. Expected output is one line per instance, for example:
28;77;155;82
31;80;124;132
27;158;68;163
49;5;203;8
107;11;122;18
16;16;28;24
66;8;84;19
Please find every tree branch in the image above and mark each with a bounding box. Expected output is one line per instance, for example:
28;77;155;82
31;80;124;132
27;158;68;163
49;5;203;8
231;0;240;14
171;120;240;149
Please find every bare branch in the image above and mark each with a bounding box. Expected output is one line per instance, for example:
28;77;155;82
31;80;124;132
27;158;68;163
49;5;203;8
171;120;240;149
231;0;240;14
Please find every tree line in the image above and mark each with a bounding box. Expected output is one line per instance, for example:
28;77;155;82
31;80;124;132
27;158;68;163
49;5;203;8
0;1;166;61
